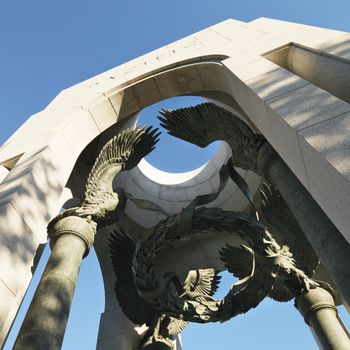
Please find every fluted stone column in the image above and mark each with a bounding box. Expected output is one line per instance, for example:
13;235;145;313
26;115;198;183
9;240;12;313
13;216;96;350
296;288;350;350
257;143;350;306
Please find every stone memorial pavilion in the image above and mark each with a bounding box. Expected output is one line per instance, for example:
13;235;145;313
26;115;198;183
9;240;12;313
0;17;350;349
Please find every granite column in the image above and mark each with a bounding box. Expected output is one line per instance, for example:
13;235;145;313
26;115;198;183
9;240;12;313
296;287;350;349
13;216;96;350
257;142;350;306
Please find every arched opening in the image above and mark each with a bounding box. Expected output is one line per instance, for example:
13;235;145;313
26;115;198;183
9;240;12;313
58;59;261;349
137;95;220;173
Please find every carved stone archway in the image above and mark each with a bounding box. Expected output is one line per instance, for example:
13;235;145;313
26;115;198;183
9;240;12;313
1;17;350;349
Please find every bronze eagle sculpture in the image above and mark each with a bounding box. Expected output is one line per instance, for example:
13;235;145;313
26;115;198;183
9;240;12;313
48;125;160;232
158;102;264;212
110;229;220;350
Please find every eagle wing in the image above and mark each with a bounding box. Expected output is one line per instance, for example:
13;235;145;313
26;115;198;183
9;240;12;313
268;277;294;302
220;244;252;280
158;102;265;171
158;103;252;148
48;126;160;230
219;244;273;320
183;268;221;299
82;126;160;209
167;317;188;336
222;272;273;320
109;230;157;325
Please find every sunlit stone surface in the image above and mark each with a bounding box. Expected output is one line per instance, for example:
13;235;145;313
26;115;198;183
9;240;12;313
1;17;350;349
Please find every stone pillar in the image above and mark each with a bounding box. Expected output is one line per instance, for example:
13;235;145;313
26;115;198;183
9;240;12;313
257;143;350;306
13;216;95;350
296;288;350;350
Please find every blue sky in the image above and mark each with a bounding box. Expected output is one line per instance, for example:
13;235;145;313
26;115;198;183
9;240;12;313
1;1;350;349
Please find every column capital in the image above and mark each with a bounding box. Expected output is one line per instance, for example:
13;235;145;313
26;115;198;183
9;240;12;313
295;287;337;325
48;216;96;257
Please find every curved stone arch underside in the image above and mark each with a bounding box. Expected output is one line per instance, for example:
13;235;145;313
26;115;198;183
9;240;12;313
0;17;349;349
114;58;263;225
